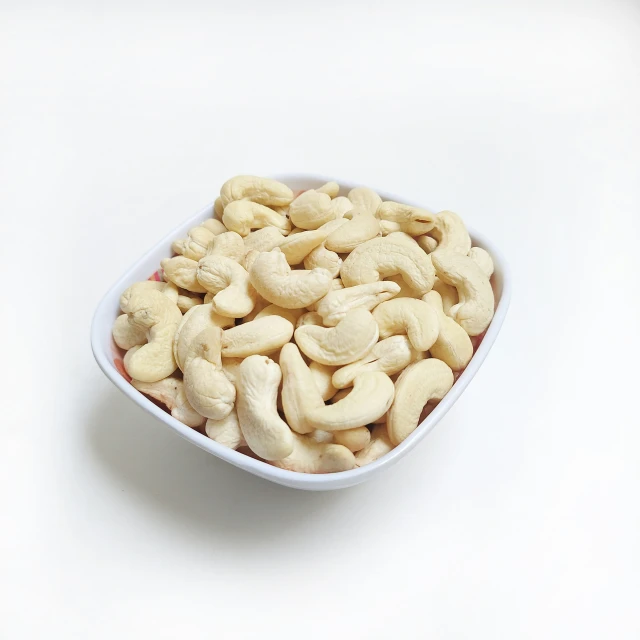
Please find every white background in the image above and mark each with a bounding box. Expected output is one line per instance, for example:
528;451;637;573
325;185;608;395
1;1;639;638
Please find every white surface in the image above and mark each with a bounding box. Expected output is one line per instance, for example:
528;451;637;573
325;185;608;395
1;1;639;638
91;175;511;490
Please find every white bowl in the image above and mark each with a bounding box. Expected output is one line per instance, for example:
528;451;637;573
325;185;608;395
91;174;511;491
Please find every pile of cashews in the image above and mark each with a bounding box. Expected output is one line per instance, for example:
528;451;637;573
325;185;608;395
112;176;495;474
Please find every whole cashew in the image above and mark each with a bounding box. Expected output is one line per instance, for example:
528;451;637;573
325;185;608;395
221;315;294;358
176;290;204;313
340;236;436;295
303;243;342;278
172;224;218;261
294;307;379;366
377;202;436;236
220;175;294;208
120;287;182;382
468;247;494;278
430;211;471;255
205;231;247;263
333;427;371;453
222;200;291;237
306;277;344;311
243;226;286;253
331;335;420;389
316;181;340;198
422;291;473;371
161;256;207;293
255;304;304;327
417;235;438;253
196;255;257;318
235;355;294;461
387;358;454;445
173;303;235;371
324;209;380;253
279;219;347;265
296;311;324;329
201;218;227;235
309;361;338;401
183;326;236;420
289;190;346;230
249;248;334;309
316;281;401;327
131;376;205;428
271;432;355;473
331;196;354;218
205;408;246;450
431;251;494;336
113;314;147;350
355;424;394;467
372;298;439;351
347;187;382;217
432;277;459;314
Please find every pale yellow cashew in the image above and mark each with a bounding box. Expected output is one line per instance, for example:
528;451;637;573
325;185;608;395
340;236;436;295
255;304;304;326
303;243;342;278
279;219;347;265
236;355;294;461
242;249;260;272
213;197;225;221
161;256;207;293
355;424;394;467
205;231;246;263
309;430;334;444
288;190;347;230
196;255;257;318
417;235;438;253
222;200;291;237
201;218;227;235
241;295;270;322
422;291;473;371
431;251;494;336
221;316;294;358
384;274;419;299
249;248;334;309
131;376;205;428
316;181;340;198
294;307;379;366
172;224;223;261
385;231;421;248
243;226;286;253
372;298;439;351
120;287;182;382
306;278;344;312
331;335;420;389
316;281;401;327
347;187;382;217
205;408;246;450
296;311;324;329
183;326;236;420
331;196;354;218
173;303;234;372
333;427;371;453
468;247;494;278
309;361;338;401
377;202;436;236
220;175;294;208
324;209;380;253
432;277;458;314
113;314;147;350
387;358;454;445
271;432;355;473
430;211;471;255
221;357;243;385
176;290;204;313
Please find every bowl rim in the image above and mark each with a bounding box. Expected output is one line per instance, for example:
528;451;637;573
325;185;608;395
91;173;511;489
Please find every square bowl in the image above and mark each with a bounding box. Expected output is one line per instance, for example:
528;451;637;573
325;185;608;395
91;174;511;491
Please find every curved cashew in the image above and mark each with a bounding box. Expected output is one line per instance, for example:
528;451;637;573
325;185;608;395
201;218;227;235
385;274;419;299
306;277;344;312
176;290;204;313
296;311;324;329
316;281;400;327
377;202;436;236
432;277;458;314
294;307;379;366
249;248;333;309
255;304;304;326
205;408;245;450
131;376;205;428
417;235;438;253
431;251;494;336
172;225;216;261
221;315;294;358
205;231;246;263
331;335;419;389
304;243;342;278
316;181;340;198
183;326;236;420
422;291;473;371
372;298;439;351
220;175;294;208
271;432;355;473
430;211;471;255
468;247;494;278
387;358;454;445
243;226;286;253
333;427;370;453
119;281;179;309
213;197;225;221
161;256;207;293
235;355;294;461
113;313;147;350
309;361;338;401
340;236;436;295
289;190;346;230
173;303;235;371
324;209;380;253
120;288;182;382
222;200;291;237
196;255;257;318
347;187;382;217
355;424;394;467
332;196;354;218
279;219;347;265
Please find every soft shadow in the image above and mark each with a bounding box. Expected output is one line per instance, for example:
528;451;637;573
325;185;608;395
86;386;362;544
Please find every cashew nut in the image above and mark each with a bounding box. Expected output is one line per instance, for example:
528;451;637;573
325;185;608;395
172;225;217;261
213;197;225;221
333;427;370;453
205;231;247;263
243;226;286;253
288;190;346;230
387;358;454;445
279;219;347;265
205;408;246;450
385;274;420;299
296;311;324;329
316;181;340;198
222;200;291;237
176;290;204;313
309;361;338;401
221;357;243;385
294;307;379;366
255;304;304;326
377;202;436;236
417;235;438;253
324;209;380;253
221;315;294;358
331;196;354;218
468;247;494;278
306;277;344;311
316;281;401;327
249;248;334;309
131;376;205;428
432;277;459;314
161;256;207;293
271;432;355;473
422;290;473;371
183;326;236;420
220;175;294;208
113;314;147;350
303;243;342;278
235;355;294;461
340;236;436;295
355;424;394;467
431;251;494;336
430;211;471;255
372;298;439;351
196;255;257;318
347;187;382;217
